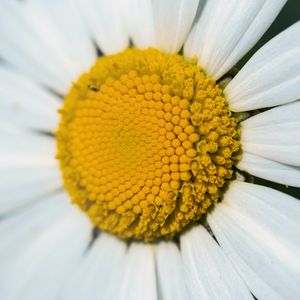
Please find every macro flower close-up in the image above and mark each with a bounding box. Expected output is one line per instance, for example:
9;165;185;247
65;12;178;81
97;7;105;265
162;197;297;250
1;0;300;299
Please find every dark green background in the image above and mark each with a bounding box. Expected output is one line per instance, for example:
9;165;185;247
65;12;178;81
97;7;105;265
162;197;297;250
237;0;300;199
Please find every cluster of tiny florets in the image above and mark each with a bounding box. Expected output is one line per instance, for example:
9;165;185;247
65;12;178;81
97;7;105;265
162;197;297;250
56;48;240;241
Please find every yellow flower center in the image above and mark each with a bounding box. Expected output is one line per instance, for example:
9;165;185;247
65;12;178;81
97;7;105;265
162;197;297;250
56;48;240;241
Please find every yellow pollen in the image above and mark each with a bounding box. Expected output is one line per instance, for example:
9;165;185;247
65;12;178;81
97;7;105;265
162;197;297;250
56;48;240;241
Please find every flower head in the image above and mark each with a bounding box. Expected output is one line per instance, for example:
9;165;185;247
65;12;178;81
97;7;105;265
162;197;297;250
0;0;299;299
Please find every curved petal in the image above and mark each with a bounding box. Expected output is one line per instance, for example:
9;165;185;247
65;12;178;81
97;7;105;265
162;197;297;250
155;242;189;300
0;208;92;300
0;66;60;132
0;0;96;94
76;0;129;54
0;128;61;214
0;192;71;262
241;101;300;166
122;0;155;49
238;152;300;187
184;0;286;79
62;233;126;300
226;21;300;111
151;0;200;53
180;226;252;300
208;181;300;300
118;243;157;300
27;0;96;76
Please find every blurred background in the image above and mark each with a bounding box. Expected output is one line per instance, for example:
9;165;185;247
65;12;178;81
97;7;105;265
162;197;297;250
238;0;300;199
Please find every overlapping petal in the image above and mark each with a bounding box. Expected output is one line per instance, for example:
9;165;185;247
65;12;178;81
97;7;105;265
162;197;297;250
240;101;300;166
238;152;300;187
0;0;96;94
226;21;300;111
0;208;92;300
181;226;252;300
184;0;286;79
123;0;200;52
117;243;157;300
208;181;300;300
76;0;129;54
151;0;200;53
62;233;127;300
0;127;61;214
0;66;60;132
122;0;155;49
155;242;188;300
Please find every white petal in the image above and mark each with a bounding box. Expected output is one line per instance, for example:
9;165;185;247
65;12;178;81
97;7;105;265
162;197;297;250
0;192;71;262
238;152;300;187
226;21;300;111
151;0;199;53
76;0;129;54
62;233;126;300
118;243;157;300
208;181;300;300
0;66;60;131
122;0;155;49
0;208;92;300
241;101;300;166
0;129;61;214
0;0;96;94
26;0;96;76
155;242;188;300
0;127;56;166
184;0;286;79
0;1;69;93
181;225;252;300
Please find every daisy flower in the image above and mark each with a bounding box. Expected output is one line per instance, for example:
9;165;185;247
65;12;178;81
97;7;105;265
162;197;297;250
0;0;299;299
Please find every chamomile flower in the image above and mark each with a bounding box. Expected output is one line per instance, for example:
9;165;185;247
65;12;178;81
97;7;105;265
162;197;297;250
0;0;299;299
